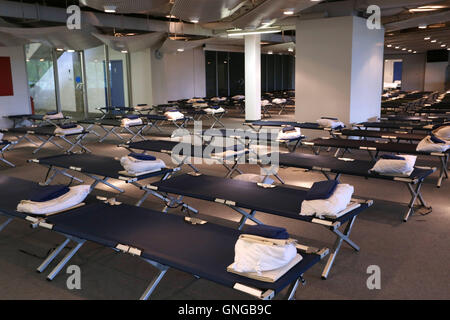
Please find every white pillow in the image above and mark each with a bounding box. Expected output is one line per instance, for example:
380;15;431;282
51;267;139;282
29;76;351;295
120;156;166;174
371;155;417;176
316;118;345;129
232;238;297;274
164;111;184;121
300;184;354;219
277;127;301;140
416;136;450;153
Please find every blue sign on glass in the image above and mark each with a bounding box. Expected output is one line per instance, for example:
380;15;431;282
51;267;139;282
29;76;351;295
75;76;81;83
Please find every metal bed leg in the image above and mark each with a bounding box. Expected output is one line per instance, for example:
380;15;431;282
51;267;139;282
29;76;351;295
285;276;305;300
436;155;448;188
0;218;13;232
404;182;432;222
140;261;169;300
321;216;359;279
0;152;15;167
37;238;71;273
234;208;263;230
47;239;86;280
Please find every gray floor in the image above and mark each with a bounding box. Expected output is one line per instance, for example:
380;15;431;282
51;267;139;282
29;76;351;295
0;111;449;300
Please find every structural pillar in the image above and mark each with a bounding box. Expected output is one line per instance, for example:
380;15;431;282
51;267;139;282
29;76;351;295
245;34;261;121
295;16;385;127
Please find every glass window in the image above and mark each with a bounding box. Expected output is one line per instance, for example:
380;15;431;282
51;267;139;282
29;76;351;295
25;43;57;114
205;51;217;98
108;47;130;107
261;54;267;93
229;52;244;96
84;45;107;115
274;54;282;91
217;51;229;97
266;54;274;92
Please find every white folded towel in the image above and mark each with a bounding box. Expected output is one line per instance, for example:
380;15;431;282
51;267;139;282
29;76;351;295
277;127;301;141
434;126;450;140
416;136;450;152
300;184;354;219
272;98;286;104
232;236;297;274
43;112;64;120
204;107;225;114
193;103;209;108
121;118;143;127
261;100;271;107
232;95;245;100
371;155;417;176
211;97;226;102
120;156;166;174
54;125;84;135
16;185;90;215
316;118;345;129
233;174;274;185
164;111;185;121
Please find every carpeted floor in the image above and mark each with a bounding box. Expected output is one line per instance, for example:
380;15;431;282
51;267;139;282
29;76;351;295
0;112;448;300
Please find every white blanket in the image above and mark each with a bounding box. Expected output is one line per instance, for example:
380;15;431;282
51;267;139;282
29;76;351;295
233;174;274;185
193;102;209;108
316;118;345;129
54;125;84;135
416;136;450;153
232;236;297;274
232;95;245;100
121;118;143;127
300;184;354;219
261;100;271;107
211;97;226;102
43;112;64;120
204;107;225;114
434;126;450;140
371;155;417;176
17;185;90;215
164;111;185;121
120;156;166;174
277;127;301;141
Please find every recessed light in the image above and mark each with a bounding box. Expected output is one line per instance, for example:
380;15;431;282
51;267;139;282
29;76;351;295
177;48;184;52
104;5;116;13
402;48;407;51
39;58;44;62
395;46;400;49
431;39;437;43
67;49;75;53
283;9;294;15
424;36;431;40
268;51;273;54
121;50;128;53
190;18;199;23
387;44;392;47
166;15;176;18
126;33;136;36
418;24;427;29
56;48;64;51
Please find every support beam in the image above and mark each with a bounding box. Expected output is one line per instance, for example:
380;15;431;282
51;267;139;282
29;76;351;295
244;34;261;121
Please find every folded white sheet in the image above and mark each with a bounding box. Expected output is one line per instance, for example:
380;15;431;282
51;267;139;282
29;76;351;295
277;127;301;141
193;103;209;108
371;155;417;176
434;126;450;140
120;118;143;127
211;97;226;102
164;111;185;121
261;100;271;107
187;98;204;103
43;112;64;120
416;136;450;152
232;236;297;274
316;118;345;129
204;107;225;114
120;156;166;174
272;98;286;104
54;125;84;135
232;95;245;100
300;184;354;219
17;185;90;215
233;173;274;185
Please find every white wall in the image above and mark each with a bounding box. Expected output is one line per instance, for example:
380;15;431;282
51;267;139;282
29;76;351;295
349;16;384;123
130;48;152;106
0;46;30;128
295;16;383;127
424;62;447;92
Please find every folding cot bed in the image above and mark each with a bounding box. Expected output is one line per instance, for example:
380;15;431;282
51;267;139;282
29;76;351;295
379;115;449;123
244;120;343;134
29;153;183;209
121;139;249;179
334;129;426;143
186;108;226;129
201;128;306;152
1;125;91;154
146;173;373;279
78;118;148;143
143;114;192;133
355;121;434;132
303;138;449;187
0;176;327;300
0;139;16;167
96;106;136;118
264;152;435;222
6;114;72;128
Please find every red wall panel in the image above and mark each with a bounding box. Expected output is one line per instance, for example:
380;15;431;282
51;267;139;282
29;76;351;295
0;57;14;96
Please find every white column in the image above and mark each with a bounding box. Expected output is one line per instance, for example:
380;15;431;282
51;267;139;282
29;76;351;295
295;16;384;128
245;34;261;121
